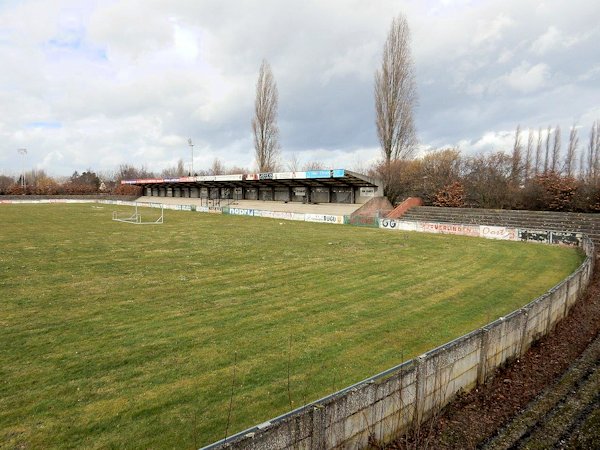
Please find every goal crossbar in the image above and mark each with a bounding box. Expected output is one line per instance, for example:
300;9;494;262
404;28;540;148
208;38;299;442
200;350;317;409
112;204;163;225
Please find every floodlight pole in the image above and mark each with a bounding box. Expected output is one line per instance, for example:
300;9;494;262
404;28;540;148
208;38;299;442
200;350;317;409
188;138;194;176
17;148;27;191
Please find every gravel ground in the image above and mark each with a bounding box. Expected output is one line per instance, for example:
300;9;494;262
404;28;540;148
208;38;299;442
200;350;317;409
135;196;361;216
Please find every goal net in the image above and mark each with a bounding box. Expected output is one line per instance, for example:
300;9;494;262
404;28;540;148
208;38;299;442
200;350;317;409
112;203;164;224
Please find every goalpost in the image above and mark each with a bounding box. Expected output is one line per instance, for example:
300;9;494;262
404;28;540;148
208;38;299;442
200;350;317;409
112;203;164;224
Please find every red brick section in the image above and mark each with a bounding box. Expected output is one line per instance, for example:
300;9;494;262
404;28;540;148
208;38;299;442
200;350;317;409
386;197;423;219
350;196;393;217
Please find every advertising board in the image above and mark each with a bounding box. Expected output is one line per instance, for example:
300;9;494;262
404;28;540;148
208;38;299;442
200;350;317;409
418;222;480;237
272;211;294;220
134;178;163;184
359;187;375;197
293;187;306;196
550;231;581;246
306;170;332;179
518;229;550;243
254;210;274;218
479;225;517;240
228;207;254;216
379;219;417;231
214;174;243;181
305;214;343;224
273;171;307;180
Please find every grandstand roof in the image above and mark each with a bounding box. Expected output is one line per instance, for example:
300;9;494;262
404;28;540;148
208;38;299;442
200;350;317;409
121;169;381;189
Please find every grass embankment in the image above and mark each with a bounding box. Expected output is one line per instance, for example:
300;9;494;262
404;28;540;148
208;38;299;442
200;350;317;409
0;204;584;448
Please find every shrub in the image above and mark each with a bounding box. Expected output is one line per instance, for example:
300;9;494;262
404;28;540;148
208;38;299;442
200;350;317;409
433;181;466;207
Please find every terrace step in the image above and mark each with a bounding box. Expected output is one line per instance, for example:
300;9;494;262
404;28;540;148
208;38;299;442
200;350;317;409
398;206;600;247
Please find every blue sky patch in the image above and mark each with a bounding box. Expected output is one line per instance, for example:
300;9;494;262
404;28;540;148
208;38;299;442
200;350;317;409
26;121;62;129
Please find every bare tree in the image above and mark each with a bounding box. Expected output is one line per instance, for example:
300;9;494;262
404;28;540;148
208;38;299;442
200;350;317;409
209;158;225;175
551;124;561;173
510;125;522;184
226;165;248;175
375;13;418;164
178;159;186;176
524;128;533;181
544;125;551;173
286;153;301;172
578;144;587;181
302;161;326;171
588;121;600;183
116;164;155;181
161;159;186;177
464;151;512;209
594;121;600;182
534;127;543;176
252;59;280;172
350;158;368;175
564;124;578;178
0;175;15;193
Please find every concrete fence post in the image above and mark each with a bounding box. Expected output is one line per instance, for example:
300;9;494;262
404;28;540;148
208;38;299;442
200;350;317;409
477;327;490;385
413;356;426;427
310;405;327;450
578;268;586;299
518;308;530;356
564;277;572;318
546;291;556;333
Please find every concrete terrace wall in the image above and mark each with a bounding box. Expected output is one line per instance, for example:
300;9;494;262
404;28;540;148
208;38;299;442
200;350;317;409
1;199;594;449
401;206;600;247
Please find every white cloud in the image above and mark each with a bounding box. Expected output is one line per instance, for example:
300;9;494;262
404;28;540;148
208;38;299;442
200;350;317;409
0;0;599;177
497;49;513;64
530;25;592;55
41;150;65;168
473;14;514;46
462;130;515;154
320;42;379;84
281;146;381;171
500;62;551;93
87;1;173;61
172;24;199;62
577;64;600;82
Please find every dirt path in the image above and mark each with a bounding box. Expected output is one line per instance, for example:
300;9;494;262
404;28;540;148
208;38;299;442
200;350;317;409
481;332;600;449
387;259;600;450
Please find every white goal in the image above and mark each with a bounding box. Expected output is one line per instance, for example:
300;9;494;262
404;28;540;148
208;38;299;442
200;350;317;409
112;203;164;224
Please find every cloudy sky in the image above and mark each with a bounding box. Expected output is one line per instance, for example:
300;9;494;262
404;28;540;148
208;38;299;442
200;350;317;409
1;0;599;177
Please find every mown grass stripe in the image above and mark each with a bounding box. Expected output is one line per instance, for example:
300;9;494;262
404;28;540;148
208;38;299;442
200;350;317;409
0;204;583;448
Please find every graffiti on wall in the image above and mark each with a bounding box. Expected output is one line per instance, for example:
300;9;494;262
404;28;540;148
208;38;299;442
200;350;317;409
479;225;517;240
419;222;480;237
551;231;582;246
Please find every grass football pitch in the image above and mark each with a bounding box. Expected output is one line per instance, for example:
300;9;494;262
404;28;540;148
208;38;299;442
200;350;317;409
0;204;584;448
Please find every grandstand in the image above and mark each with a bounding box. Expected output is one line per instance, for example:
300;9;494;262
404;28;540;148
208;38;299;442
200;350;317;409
121;169;382;207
